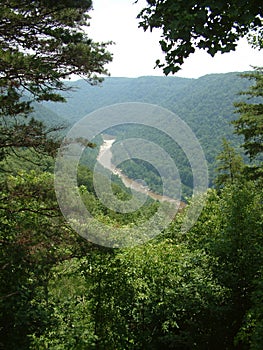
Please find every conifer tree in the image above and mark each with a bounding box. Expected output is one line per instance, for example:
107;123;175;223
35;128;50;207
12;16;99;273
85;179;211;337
214;138;244;188
0;0;112;159
233;67;263;179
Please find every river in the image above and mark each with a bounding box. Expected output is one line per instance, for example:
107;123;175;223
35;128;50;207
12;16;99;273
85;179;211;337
97;136;185;209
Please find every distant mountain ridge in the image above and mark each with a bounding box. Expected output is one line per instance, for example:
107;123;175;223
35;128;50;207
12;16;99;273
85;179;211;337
30;101;67;128
37;72;253;191
43;75;194;123
43;72;250;124
42;72;251;153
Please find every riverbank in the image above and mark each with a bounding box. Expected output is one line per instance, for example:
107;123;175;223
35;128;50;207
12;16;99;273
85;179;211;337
97;136;185;209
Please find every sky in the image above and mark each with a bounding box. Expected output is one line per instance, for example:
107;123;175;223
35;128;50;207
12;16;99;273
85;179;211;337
88;0;262;79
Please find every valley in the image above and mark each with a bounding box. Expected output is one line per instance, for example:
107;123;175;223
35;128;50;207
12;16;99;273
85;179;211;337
97;135;184;208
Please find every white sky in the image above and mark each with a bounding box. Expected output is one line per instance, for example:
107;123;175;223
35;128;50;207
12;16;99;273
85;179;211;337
89;0;262;79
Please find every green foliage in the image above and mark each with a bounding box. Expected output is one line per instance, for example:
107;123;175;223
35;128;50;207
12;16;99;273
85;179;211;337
214;138;244;188
109;124;192;199
113;241;227;349
233;67;263;179
0;171;63;348
137;0;262;74
29;258;97;350
24;179;262;349
1;3;262;349
0;0;112;161
187;182;263;348
235;270;263;349
0;0;112;344
45;73;253;191
0;0;111;104
77;166;159;226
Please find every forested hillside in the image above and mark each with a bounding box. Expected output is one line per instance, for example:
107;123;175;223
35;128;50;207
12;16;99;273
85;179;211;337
43;72;253;193
1;1;262;349
30;102;67;128
45;73;251;128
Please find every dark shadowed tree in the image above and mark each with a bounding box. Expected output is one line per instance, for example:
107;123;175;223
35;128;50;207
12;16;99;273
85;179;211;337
0;2;111;347
233;67;263;179
137;0;262;74
0;0;112;159
214;138;244;189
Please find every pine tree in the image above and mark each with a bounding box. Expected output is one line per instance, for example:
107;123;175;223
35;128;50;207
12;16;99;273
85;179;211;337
214;138;244;189
0;0;112;160
233;67;263;179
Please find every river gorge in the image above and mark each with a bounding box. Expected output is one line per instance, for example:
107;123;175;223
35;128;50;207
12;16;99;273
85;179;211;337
97;136;185;209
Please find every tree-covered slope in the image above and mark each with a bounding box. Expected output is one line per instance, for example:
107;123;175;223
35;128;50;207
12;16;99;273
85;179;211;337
42;73;252;189
44;72;251;126
43;73;252;157
30;102;68;128
44;76;193;122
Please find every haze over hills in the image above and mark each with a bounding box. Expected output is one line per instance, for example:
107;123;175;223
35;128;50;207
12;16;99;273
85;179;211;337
42;72;251;151
30;102;67;128
36;72;253;196
43;72;251;127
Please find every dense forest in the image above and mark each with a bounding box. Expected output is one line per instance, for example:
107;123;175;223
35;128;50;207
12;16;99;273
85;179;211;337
44;73;255;197
2;72;263;350
1;1;262;349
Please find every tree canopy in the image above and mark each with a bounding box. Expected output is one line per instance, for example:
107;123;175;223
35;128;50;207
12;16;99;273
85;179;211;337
214;138;244;189
233;67;263;179
137;0;263;74
1;1;263;349
0;0;112;160
233;68;263;159
0;0;112;102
